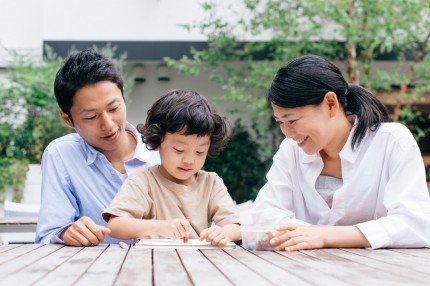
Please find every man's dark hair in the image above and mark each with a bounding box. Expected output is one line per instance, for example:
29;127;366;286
138;89;231;157
54;48;124;122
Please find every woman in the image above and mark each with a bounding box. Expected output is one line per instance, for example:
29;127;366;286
252;55;430;251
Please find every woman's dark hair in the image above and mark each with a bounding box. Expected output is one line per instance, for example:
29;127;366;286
268;55;389;149
137;90;231;157
54;48;124;122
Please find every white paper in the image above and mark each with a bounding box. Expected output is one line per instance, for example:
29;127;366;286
134;238;236;249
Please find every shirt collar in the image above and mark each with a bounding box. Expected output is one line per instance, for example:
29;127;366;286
129;122;159;164
339;116;362;164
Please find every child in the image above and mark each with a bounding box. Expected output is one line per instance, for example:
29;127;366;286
103;90;241;246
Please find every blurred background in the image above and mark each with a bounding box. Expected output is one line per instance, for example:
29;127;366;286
1;0;429;217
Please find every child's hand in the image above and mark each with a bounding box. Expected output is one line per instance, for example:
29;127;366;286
158;218;190;240
200;225;230;246
270;224;325;252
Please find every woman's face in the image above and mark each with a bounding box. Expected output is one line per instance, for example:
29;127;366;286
271;99;336;155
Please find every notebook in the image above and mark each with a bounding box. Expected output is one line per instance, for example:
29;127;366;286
134;238;236;249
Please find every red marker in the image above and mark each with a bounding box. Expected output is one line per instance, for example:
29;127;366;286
183;217;190;243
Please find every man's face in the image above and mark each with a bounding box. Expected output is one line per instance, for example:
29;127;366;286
60;81;127;156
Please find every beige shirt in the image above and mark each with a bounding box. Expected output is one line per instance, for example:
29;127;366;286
103;165;240;238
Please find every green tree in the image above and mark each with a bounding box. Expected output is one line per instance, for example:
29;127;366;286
203;120;269;203
165;0;430;200
166;0;430;149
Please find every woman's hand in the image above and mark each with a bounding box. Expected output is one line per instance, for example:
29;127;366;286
270;224;326;251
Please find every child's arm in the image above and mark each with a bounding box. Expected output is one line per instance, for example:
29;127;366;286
270;224;371;251
199;223;240;246
108;215;190;240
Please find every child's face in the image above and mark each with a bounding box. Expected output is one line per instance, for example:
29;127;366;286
158;131;210;185
60;81;128;157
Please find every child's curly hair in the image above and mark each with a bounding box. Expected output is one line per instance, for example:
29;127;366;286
137;89;231;157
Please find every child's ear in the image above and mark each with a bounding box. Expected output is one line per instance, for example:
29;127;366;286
59;109;74;128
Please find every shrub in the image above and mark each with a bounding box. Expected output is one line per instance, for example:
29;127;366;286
203;120;270;203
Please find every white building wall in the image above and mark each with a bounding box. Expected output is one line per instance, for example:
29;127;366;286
42;0;207;41
1;0;243;125
0;0;44;66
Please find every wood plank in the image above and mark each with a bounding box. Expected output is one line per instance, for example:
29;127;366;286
0;243;23;253
115;247;152;286
324;249;430;285
251;250;350;286
0;244;63;280
201;248;273;286
389;248;430;258
75;244;129;286
32;245;108;286
177;249;232;286
342;248;430;274
225;247;310;286
153;248;192;286
278;249;405;286
0;245;82;286
0;244;43;265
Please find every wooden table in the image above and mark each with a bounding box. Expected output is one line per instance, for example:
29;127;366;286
0;244;429;286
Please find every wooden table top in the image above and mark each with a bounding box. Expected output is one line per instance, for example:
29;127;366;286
0;243;429;286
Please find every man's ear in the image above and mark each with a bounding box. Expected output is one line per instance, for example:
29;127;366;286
59;109;74;128
324;92;339;117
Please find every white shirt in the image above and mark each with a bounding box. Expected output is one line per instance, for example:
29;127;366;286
252;122;430;249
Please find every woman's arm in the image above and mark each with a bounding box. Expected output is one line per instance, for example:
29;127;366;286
271;224;370;251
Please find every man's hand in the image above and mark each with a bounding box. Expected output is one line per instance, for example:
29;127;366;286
61;216;111;246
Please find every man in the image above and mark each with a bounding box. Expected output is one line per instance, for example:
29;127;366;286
35;48;160;246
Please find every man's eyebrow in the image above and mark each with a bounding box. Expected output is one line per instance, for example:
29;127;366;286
79;99;119;114
274;113;290;120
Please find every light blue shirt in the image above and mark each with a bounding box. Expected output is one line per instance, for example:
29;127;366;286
35;122;160;244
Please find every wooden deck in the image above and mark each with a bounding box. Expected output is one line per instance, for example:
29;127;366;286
0;244;429;285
